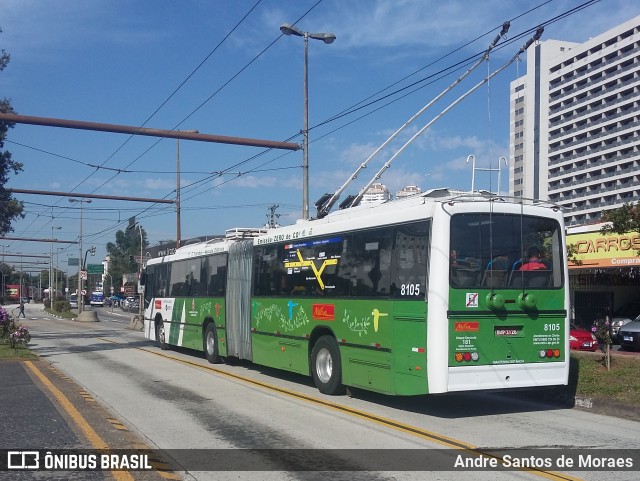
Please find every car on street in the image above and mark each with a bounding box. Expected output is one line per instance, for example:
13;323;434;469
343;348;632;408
569;324;598;352
609;300;640;343
69;293;78;309
120;297;140;312
618;317;640;351
108;295;125;307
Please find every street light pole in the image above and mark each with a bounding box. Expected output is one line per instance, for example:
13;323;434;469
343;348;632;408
50;226;61;300
127;221;144;320
69;198;92;313
1;244;8;302
176;129;198;249
55;247;64;300
280;23;335;220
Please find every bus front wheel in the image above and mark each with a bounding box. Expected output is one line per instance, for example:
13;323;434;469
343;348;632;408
156;321;168;350
311;336;345;395
204;323;220;364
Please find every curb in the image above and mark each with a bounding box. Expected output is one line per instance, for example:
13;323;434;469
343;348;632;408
543;392;640;421
128;314;144;331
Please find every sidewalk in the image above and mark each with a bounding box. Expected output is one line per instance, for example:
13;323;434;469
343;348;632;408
0;358;179;480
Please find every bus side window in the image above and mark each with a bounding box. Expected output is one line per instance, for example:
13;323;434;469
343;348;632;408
390;221;430;299
349;229;392;297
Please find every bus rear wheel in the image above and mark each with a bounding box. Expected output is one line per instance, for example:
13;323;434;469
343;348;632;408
311;336;345;395
156;321;168;350
204;323;220;364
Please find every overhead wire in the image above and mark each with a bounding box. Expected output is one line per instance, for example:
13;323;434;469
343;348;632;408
178;0;604;210
11;0;270;246
69;1;326;245
11;0;603;251
72;0;606;233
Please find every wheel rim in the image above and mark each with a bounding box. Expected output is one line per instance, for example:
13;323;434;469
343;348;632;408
206;331;215;355
315;347;333;384
158;323;165;343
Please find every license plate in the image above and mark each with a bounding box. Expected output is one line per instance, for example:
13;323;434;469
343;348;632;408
496;328;519;336
582;342;592;347
623;336;633;342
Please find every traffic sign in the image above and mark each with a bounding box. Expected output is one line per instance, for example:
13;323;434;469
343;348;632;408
87;264;104;274
80;270;87;280
81;289;87;295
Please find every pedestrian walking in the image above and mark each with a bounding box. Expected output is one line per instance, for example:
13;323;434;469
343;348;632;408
19;300;26;318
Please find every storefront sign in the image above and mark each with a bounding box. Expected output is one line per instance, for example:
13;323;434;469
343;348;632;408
567;230;640;269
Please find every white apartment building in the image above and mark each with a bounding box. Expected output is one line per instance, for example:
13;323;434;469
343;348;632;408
360;183;392;204
509;16;640;225
396;185;422;198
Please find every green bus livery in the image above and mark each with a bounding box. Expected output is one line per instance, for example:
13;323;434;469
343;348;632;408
143;190;569;396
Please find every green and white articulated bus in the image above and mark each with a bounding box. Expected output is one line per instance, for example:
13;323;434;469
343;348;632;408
142;189;570;396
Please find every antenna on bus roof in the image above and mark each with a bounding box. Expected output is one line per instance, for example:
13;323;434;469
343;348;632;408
345;26;543;210
315;21;511;219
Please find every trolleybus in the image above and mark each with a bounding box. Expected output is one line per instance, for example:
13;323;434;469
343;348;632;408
142;189;569;396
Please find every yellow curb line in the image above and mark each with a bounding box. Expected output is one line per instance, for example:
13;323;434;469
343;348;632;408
23;361;135;481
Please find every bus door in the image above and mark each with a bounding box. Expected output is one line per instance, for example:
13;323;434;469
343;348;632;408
226;240;254;360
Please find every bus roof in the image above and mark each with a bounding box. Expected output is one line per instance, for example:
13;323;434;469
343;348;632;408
146;188;564;265
253;189;564;246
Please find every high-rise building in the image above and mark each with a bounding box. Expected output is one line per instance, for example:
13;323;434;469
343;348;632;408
361;183;392;204
509;16;640;225
396;185;422;199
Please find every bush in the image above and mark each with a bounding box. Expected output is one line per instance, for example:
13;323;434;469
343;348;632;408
592;317;613;351
9;325;31;347
0;306;31;348
0;307;11;340
53;300;71;313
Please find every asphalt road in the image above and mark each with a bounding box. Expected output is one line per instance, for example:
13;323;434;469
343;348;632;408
4;302;640;480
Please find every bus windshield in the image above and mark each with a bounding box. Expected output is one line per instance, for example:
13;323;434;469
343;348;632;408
450;213;563;289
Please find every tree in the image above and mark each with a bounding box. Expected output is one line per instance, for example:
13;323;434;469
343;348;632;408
105;226;148;292
0;28;25;235
600;203;640;256
600;203;640;235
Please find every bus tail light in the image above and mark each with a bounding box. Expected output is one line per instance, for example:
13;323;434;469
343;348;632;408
539;349;562;358
455;352;479;363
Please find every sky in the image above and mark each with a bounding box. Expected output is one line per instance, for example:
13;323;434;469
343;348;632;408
1;0;639;276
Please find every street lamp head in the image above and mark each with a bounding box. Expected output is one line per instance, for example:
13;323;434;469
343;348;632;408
68;198;92;204
280;23;303;37
281;23;336;44
310;32;336;44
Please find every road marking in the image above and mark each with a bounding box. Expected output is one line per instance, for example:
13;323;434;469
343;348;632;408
23;361;135;481
97;337;585;481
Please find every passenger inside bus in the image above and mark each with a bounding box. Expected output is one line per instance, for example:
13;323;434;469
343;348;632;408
518;246;548;271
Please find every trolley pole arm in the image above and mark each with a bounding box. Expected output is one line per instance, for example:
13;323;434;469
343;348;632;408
348;26;543;209
315;21;510;218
